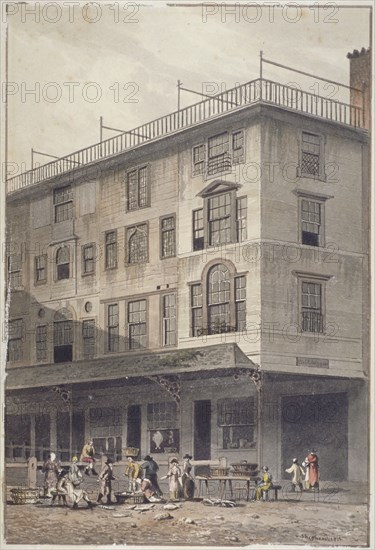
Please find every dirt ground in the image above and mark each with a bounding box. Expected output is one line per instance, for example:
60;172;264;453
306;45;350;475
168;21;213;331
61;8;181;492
4;493;369;547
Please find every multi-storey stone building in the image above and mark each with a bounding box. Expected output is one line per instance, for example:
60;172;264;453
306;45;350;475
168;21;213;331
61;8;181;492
5;49;371;482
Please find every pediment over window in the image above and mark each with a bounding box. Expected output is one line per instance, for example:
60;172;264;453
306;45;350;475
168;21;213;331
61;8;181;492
197;179;241;198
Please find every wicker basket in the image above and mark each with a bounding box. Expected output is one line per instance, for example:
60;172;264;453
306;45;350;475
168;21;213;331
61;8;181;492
127;494;145;504
210;467;230;477
115;492;145;504
10;487;40;504
231;462;258;476
123;447;139;457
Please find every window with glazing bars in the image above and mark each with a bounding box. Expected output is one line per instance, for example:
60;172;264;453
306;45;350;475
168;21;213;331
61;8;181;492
127;224;148;263
54;320;73;346
192;144;206;175
191;284;203;336
147;402;178;430
82;319;96;358
208;192;232;245
236;197;247;242
7;319;23;361
232;130;244;164
82;244;95;274
35;255;47;283
161;216;176;258
54;185;73;222
193;209;204;251
105;231;117;269
207;132;230;175
163;294;176;346
127;166;149;210
208;264;230;334
8;254;22;289
56;247;70;280
301;200;321;246
107;304;119;352
235;276;246;331
128;300;147;350
217;397;256;450
301;282;323;333
36;325;47;361
301;132;321;177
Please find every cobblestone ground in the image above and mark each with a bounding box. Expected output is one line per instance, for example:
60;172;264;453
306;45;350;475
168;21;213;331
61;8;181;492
4;494;369;547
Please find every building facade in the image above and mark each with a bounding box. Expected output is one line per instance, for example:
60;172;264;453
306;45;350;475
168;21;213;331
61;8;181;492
5;49;370;482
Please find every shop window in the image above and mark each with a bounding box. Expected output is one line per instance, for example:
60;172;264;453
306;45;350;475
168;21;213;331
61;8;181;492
147;402;179;454
217;397;256;449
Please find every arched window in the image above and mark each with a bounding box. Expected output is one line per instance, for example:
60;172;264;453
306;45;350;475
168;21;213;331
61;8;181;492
207;264;230;334
56;247;70;280
127;224;148;264
190;261;246;336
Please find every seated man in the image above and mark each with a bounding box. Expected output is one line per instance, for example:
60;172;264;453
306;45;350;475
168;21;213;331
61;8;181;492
255;466;273;501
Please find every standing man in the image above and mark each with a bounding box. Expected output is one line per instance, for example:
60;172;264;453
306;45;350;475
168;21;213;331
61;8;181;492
124;457;140;493
306;449;320;489
141;455;163;497
181;454;195;499
97;458;116;504
285;458;305;492
80;440;97;476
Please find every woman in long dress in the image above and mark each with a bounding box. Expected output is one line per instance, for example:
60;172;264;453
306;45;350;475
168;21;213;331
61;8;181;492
42;452;59;497
162;458;183;500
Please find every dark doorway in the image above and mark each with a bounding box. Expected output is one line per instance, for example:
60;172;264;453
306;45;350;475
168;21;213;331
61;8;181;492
127;405;141;458
281;392;348;481
194;400;211;476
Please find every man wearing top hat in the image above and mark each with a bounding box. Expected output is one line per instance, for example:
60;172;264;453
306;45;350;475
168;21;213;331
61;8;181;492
181;454;195;499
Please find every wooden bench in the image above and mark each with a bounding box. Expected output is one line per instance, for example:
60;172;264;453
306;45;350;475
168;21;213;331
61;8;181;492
262;484;282;501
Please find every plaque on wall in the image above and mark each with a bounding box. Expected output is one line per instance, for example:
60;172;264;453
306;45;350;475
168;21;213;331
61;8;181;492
296;357;329;368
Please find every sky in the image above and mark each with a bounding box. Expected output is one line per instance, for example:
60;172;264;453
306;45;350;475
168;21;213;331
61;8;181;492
4;1;372;175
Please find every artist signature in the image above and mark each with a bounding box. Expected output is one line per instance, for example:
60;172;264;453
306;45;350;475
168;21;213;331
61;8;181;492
298;534;342;542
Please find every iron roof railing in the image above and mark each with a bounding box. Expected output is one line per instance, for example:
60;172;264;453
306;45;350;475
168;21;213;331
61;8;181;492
6;78;364;194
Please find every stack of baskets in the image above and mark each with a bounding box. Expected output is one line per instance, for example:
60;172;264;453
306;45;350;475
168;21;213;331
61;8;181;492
230;461;259;477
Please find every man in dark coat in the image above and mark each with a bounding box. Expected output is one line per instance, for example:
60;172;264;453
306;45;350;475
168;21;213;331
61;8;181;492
141;455;163;496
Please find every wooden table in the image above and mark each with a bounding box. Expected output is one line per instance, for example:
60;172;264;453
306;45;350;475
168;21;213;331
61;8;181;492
196;475;260;502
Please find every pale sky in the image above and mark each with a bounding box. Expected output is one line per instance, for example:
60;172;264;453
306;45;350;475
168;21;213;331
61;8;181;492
5;1;372;174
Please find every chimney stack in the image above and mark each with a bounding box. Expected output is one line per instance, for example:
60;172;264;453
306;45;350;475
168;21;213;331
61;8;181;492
347;47;371;131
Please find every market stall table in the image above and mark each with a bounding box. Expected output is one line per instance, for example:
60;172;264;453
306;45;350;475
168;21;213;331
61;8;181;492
196;475;260;501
